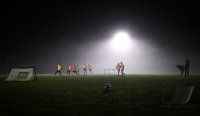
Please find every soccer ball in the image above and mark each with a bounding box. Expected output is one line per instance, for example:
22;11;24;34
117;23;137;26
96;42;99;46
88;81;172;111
104;83;112;91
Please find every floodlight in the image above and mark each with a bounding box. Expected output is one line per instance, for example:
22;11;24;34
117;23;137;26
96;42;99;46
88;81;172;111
110;32;132;51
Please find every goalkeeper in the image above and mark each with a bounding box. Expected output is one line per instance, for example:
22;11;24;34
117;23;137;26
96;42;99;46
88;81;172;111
55;63;62;76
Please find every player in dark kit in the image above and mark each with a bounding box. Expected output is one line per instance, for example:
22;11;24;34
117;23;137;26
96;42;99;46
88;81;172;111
185;58;190;77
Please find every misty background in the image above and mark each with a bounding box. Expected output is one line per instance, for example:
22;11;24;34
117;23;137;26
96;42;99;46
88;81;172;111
1;1;200;74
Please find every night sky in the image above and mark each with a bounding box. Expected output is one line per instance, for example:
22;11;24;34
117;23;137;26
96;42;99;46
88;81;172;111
2;1;200;74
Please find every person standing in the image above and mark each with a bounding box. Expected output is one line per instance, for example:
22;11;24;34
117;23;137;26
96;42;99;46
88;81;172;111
76;65;80;75
116;63;121;76
55;63;62;76
67;64;72;75
83;64;87;75
88;64;93;75
185;58;190;77
73;64;77;75
120;62;125;76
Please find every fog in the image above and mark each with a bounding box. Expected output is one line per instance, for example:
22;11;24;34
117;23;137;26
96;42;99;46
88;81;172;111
1;28;199;75
27;32;199;75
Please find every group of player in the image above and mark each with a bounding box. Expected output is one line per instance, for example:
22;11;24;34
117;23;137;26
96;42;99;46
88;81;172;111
55;62;125;76
116;62;125;76
55;63;93;76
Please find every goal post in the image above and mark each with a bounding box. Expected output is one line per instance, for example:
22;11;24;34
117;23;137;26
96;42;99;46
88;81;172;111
5;67;36;81
104;69;116;75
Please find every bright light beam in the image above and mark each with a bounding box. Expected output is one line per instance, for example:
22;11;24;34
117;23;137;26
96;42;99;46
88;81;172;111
110;32;132;51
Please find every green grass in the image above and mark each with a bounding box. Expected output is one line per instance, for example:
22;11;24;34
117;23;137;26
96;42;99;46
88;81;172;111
0;75;199;116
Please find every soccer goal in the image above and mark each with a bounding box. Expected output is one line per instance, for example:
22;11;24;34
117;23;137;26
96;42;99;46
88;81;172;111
104;69;116;75
5;67;36;81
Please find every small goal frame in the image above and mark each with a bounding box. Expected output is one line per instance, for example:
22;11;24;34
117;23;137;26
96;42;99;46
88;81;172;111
104;69;116;75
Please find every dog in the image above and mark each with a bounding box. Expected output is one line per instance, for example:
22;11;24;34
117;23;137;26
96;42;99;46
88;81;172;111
176;65;185;76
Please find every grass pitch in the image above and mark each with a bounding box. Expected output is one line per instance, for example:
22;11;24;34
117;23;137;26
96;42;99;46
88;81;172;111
0;75;199;116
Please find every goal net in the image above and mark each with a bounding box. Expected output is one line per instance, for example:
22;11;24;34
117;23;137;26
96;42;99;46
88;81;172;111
104;69;116;75
5;67;36;81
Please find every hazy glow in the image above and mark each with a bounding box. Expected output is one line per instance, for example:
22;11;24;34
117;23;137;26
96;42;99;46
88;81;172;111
111;32;132;51
35;30;200;75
